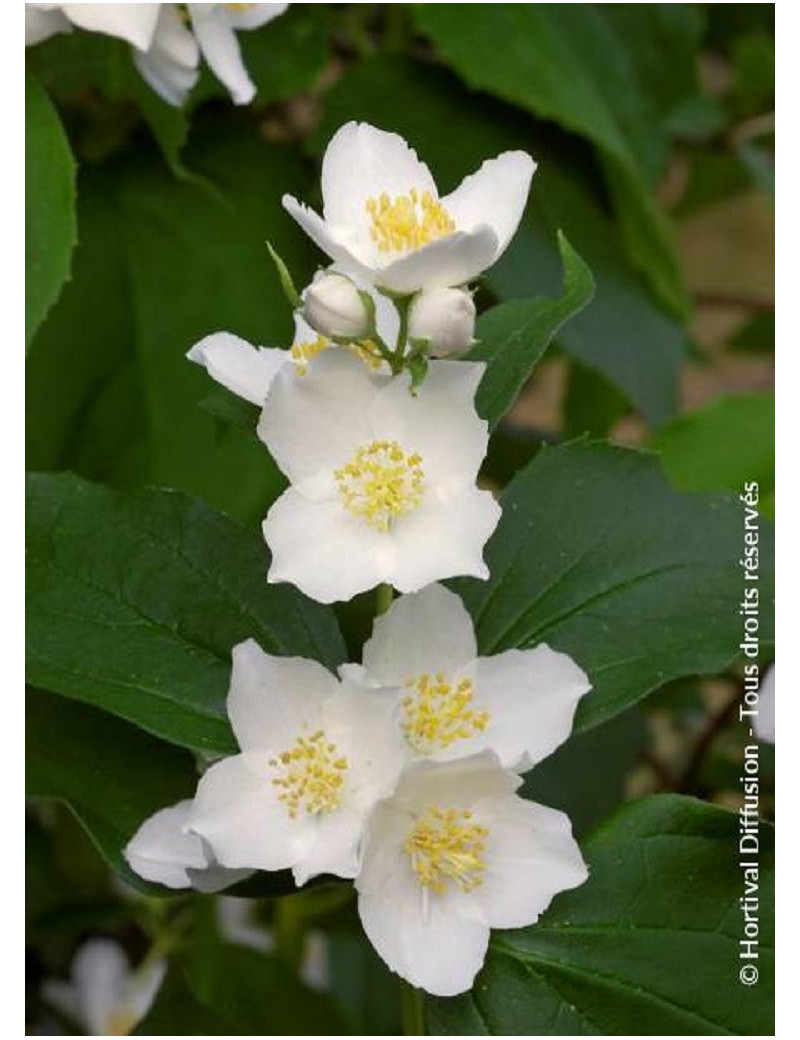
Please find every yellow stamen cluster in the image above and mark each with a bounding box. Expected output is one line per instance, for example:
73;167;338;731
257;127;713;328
366;189;455;255
269;730;348;819
291;336;383;376
335;440;424;531
225;3;255;11
405;806;488;894
402;672;490;754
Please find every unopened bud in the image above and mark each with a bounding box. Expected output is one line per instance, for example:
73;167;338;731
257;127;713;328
302;271;370;339
408;287;476;357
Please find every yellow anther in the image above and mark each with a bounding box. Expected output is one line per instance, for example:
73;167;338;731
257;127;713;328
405;805;488;894
401;672;490;754
335;440;424;531
269;730;348;819
291;335;383;375
366;189;455;254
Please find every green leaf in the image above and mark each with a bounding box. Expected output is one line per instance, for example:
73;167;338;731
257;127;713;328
26;472;346;753
652;394;775;504
313;55;687;428
413;4;695;315
427;795;774;1035
452;440;775;731
238;3;333;106
134;966;235;1036
26;688;196;893
26;121;317;522
25;70;76;349
469;234;594;430
562;359;631;439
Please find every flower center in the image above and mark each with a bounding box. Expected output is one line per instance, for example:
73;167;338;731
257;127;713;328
335;440;424;531
291;336;384;376
405;806;488;894
269;730;348;819
366;189;455;254
401;672;490;754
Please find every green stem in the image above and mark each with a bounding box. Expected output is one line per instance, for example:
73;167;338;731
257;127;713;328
375;582;394;616
401;981;426;1035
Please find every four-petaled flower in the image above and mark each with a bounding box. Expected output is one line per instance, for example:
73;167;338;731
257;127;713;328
283;121;536;293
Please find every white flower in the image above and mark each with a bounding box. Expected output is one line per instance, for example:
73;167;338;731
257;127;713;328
258;350;500;603
133;4;201;109
25;3;161;49
188;639;405;886
408;286;476;357
124;799;252;893
42;938;164;1035
356;753;588;996
755;664;775;743
343;584;591;771
283;122;535;293
302;270;371;340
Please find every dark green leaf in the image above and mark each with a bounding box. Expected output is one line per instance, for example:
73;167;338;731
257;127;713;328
428;795;774;1035
562;359;631;439
25;70;77;348
469;234;594;430
134;965;236;1035
652;394;775;505
26;472;346;753
452;440;775;731
26;689;196;893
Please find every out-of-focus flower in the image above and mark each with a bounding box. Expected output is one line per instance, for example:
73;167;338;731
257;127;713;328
259;350;500;603
42;939;164;1035
408;286;476;357
284;122;535;293
342;583;591;770
124;799;252;892
189;639;405;885
755;664;775;743
356;753;587;996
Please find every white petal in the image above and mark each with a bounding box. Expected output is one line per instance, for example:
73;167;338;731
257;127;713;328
362;584;477;685
123;800;206;889
187;332;287;405
26;6;72;45
258;349;386;490
395;752;520;809
390;483;501;592
72;939;131;1035
282;195;372;276
370;360;488;485
132;5;199;107
442;152;536;262
320;122;438;235
120;958;166;1031
476;796;588;929
186;857;253;894
474;645;591;771
264;489;393;603
292;806;364;885
189;4;255;105
62;3;160;50
358;871;489;997
375;226;499;293
227;639;335;752
225;2;289;30
190;753;313;871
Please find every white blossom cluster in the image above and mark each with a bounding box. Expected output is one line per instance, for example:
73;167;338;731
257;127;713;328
25;3;288;106
123;122;591;996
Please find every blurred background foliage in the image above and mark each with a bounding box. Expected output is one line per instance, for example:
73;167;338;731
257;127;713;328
26;4;774;1034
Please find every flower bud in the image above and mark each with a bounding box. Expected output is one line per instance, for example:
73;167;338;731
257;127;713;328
408;287;476;357
302;271;371;340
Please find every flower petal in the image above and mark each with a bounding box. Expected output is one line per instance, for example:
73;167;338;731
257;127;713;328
258;349;386;490
187;332;287;405
358;866;489;996
190;753;313;871
26;6;72;45
124;800;206;889
476;796;588;929
370;360;488;485
442;152;536;261
132;4;199;107
62;3;161;50
227;639;335;752
189;3;255;105
320;122;438;235
292;806;364;886
264;489;393;603
73;939;132;1034
361;584;477;685
282;195;373;277
390;484;501;592
474;645;591;771
375;226;499;293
